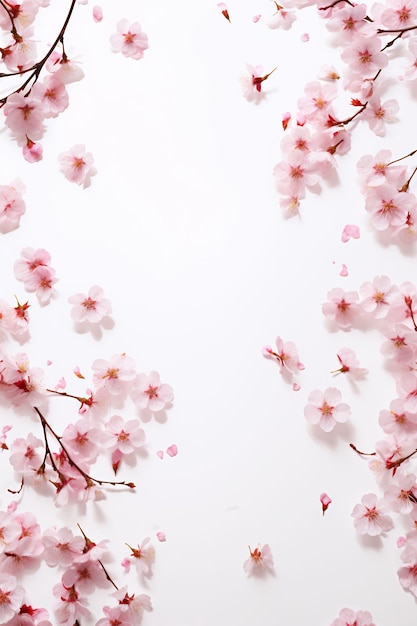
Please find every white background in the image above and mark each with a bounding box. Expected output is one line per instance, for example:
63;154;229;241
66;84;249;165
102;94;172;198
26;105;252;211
1;0;417;623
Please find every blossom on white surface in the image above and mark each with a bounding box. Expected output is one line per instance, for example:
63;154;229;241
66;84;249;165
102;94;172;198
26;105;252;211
243;544;274;576
351;493;394;536
110;19;149;60
68;285;112;324
304;387;350;432
131;371;174;411
58;144;96;188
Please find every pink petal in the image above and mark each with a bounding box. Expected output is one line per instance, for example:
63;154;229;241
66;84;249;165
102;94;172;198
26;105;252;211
292;382;301;391
156;531;166;542
301;33;310;42
252;14;261;22
166;444;178;457
156;450;164;459
340;263;349;277
341;224;360;242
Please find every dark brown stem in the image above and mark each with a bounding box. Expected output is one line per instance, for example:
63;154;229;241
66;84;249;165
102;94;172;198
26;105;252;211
0;0;77;105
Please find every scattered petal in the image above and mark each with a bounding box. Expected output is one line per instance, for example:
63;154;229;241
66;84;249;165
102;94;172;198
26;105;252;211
54;376;66;391
282;112;291;130
156;531;166;542
156;450;164;459
218;2;230;22
292;382;301;391
341;224;360;242
397;536;407;548
252;14;261;23
93;5;103;22
301;33;309;42
73;366;85;379
340;263;349;277
166;444;178;457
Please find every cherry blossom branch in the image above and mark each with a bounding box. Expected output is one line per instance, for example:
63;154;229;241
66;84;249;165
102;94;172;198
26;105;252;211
0;0;78;104
77;523;119;590
34;407;136;490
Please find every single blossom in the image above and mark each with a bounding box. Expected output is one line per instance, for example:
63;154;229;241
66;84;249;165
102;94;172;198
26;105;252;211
68;285;112;324
243;544;274;576
58;144;96;188
330;607;376;626
304;387;350;432
351;492;394;536
110;19;149;60
131;371;174;411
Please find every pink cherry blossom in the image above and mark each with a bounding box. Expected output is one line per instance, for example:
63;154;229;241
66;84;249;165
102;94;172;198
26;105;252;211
126;537;155;578
330;607;376;626
110;19;149;60
380;0;417;29
304;387;350;432
46;50;85;84
22;137;43;163
68;285;112;324
365;184;415;231
341;35;388;78
383;471;417;515
3;92;45;146
322;287;361;330
351;492;394;536
31;75;69;118
58;144;96;188
0;574;25;623
9;433;44;475
262;336;304;374
333;348;368;380
362;96;399;136
359;275;398;318
131;371;174;411
92;353;136;396
0;179;26;233
14;247;51;283
243;544;274;576
240;64;276;102
267;4;296;29
378;399;417;436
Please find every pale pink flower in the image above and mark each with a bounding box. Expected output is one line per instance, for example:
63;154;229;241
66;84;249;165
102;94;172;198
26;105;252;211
341;35;388;77
96;605;132;626
304;387;350;432
92;353;136;395
297;80;338;121
58;144;96;188
381;0;417;30
22;137;43;163
23;266;58;303
380;324;416;365
267;5;296;29
52;582;91;624
397;373;417;413
357;149;407;189
365;184;414;232
330;607;375;626
132;371;174;411
14;247;51;283
322;288;361;330
0;574;25;623
404;39;417;81
3;92;44;145
110;19;149;60
31;74;69;119
62;559;108;594
240;64;276;102
333;348;368;380
42;527;84;567
362;96;399;136
359;275;398;318
110;586;152;623
317;65;340;81
383;472;417;515
46;50;85;84
243;544;274;576
262;336;304;374
126;537;155;578
61;419;102;464
0;179;26;233
68;285;111;324
352;492;394;536
378;399;417;436
9;433;44;475
325;3;370;42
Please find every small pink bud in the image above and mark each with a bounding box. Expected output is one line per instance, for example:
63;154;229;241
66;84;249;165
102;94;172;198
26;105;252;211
282;112;291;130
320;492;332;515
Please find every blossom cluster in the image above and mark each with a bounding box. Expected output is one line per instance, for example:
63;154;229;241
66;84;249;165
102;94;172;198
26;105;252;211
268;0;417;234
